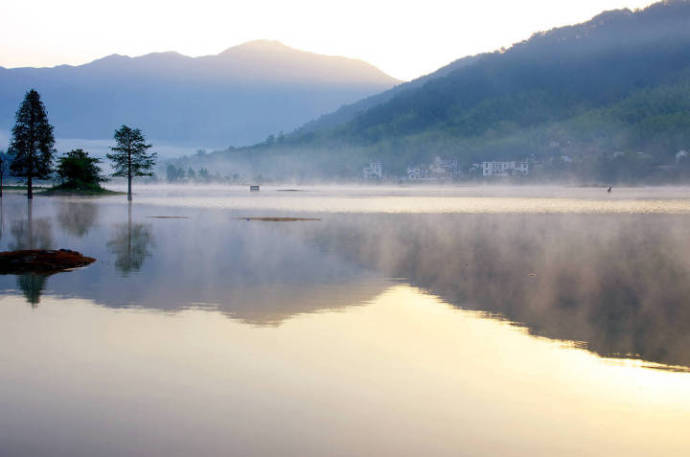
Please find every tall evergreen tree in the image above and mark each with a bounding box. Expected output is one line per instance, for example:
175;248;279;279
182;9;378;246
107;125;157;201
8;90;56;199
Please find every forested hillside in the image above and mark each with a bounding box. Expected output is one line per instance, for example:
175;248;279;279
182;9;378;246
204;1;690;182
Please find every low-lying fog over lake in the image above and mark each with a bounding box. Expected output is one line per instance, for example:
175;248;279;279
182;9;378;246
1;185;690;457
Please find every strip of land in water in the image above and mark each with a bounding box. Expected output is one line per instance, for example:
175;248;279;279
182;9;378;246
238;217;321;222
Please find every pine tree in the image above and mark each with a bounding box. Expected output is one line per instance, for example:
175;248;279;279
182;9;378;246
8;90;56;199
107;125;157;201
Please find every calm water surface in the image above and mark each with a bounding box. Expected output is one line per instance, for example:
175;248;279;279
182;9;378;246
1;185;689;456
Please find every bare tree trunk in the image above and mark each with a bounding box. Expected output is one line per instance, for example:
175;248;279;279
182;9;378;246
27;175;33;200
127;150;132;201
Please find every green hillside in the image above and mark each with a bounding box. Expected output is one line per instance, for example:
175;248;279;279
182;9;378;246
197;0;690;183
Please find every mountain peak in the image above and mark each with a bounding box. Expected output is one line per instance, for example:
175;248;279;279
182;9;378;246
220;40;292;55
0;39;399;146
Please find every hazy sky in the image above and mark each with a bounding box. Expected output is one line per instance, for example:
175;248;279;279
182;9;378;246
0;0;658;81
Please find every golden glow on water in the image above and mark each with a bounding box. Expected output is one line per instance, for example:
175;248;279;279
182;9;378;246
144;196;690;214
1;285;689;456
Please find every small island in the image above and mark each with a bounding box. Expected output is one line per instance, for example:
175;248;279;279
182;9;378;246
3;91;154;200
0;249;96;274
42;148;120;196
41;184;121;196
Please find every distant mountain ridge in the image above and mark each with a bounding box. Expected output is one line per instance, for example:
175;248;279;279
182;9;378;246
0;40;399;147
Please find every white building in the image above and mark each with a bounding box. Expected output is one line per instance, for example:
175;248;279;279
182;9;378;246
407;157;459;181
407;166;424;180
482;161;529;177
363;161;383;179
429;157;459;178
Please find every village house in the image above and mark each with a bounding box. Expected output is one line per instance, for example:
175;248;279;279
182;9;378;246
482;161;529;177
430;157;459;178
407;165;424;180
407;157;459;181
363;161;383;179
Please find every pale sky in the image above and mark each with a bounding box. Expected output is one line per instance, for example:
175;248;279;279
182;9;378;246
0;0;659;81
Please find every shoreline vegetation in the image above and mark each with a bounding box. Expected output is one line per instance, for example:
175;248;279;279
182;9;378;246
1;183;123;196
239;217;321;222
40;182;123;196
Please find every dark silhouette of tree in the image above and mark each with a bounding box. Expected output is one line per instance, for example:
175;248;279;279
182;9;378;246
107;204;154;274
107;125;156;201
56;149;106;190
8;90;56;199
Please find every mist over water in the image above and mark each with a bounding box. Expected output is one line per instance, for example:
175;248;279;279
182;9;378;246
1;185;689;456
3;186;690;364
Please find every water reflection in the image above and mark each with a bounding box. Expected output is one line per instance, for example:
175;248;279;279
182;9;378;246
303;214;690;370
3;287;688;457
0;197;385;324
6;201;54;306
3;190;690;457
57;201;99;237
9;201;53;250
17;273;47;307
107;204;154;275
1;193;690;369
86;213;384;324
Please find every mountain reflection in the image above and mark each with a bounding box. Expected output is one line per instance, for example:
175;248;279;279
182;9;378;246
302;214;690;370
2;193;690;369
93;216;385;325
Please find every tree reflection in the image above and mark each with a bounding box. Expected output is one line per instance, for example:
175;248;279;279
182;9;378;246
57;201;98;237
9;201;53;250
17;273;47;308
107;203;154;275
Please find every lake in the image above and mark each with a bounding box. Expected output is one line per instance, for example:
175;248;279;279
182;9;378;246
1;185;689;457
